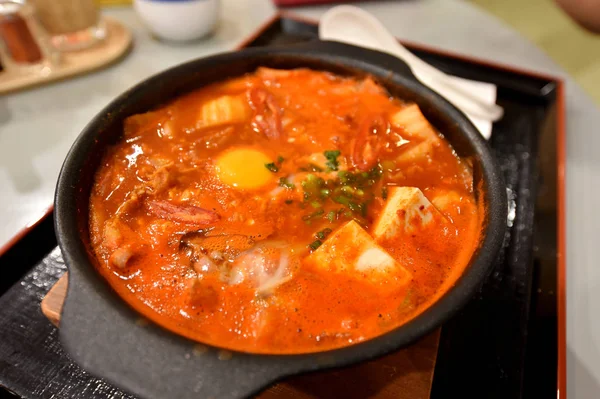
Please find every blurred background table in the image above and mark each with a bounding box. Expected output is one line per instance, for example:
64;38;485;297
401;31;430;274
0;1;598;398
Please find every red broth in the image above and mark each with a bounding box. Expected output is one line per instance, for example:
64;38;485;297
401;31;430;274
89;68;482;354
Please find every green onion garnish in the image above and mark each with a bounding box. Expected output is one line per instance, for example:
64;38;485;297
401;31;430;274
279;177;294;189
326;210;336;223
302;209;324;221
315;228;333;240
333;195;351;206
310;200;322;209
324;150;341;171
265;162;279;172
308;240;323;251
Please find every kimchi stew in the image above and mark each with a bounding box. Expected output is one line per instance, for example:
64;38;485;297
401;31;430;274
89;68;482;354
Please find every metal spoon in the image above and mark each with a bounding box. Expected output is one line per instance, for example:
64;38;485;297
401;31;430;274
319;5;504;122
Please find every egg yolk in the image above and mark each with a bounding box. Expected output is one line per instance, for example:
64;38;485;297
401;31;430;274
215;148;274;189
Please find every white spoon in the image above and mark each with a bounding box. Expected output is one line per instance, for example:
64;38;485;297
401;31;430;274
319;5;504;122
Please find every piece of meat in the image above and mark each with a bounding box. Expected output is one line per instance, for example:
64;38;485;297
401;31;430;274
114;188;146;216
200;126;235;150
112;162;179;217
229;242;298;296
103;219;124;251
351;114;388;171
192;255;218;274
247;87;283;140
147;163;177;193
146;200;220;225
109;245;138;270
180;232;256;266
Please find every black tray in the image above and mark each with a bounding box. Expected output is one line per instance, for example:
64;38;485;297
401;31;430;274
0;15;561;399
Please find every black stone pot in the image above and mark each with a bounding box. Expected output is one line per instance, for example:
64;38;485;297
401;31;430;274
54;41;507;399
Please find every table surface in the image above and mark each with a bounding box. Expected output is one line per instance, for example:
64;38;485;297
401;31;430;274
0;1;597;398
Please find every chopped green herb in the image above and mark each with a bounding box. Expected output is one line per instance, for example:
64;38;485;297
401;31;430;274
285;199;293;204
310;200;322;209
308;240;323;251
333;195;351;206
357;205;366;217
341;185;355;196
279;177;294;189
324;150;341;171
301;174;326;201
337;170;349;184
302;209;324;222
265;162;279;172
296;160;382;223
299;163;323;173
347;201;363;214
382;186;389;200
277;155;284;164
315;228;333;240
335;165;382;189
368;165;383;180
326;210;336;223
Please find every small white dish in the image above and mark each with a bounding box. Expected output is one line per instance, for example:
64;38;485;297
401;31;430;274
134;0;219;42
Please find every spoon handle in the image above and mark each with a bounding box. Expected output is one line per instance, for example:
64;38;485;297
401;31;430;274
388;43;504;121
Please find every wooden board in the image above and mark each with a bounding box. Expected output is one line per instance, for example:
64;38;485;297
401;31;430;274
0;17;131;94
41;274;440;399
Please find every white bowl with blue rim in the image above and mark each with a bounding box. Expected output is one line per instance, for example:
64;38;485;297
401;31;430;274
134;0;219;42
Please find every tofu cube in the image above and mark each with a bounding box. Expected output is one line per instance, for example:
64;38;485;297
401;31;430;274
430;190;462;215
395;140;436;164
390;104;439;142
306;220;412;290
373;187;447;241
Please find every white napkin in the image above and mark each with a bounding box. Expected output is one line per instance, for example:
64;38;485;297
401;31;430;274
417;73;497;139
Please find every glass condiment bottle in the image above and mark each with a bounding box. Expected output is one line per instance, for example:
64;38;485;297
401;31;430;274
0;0;43;64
